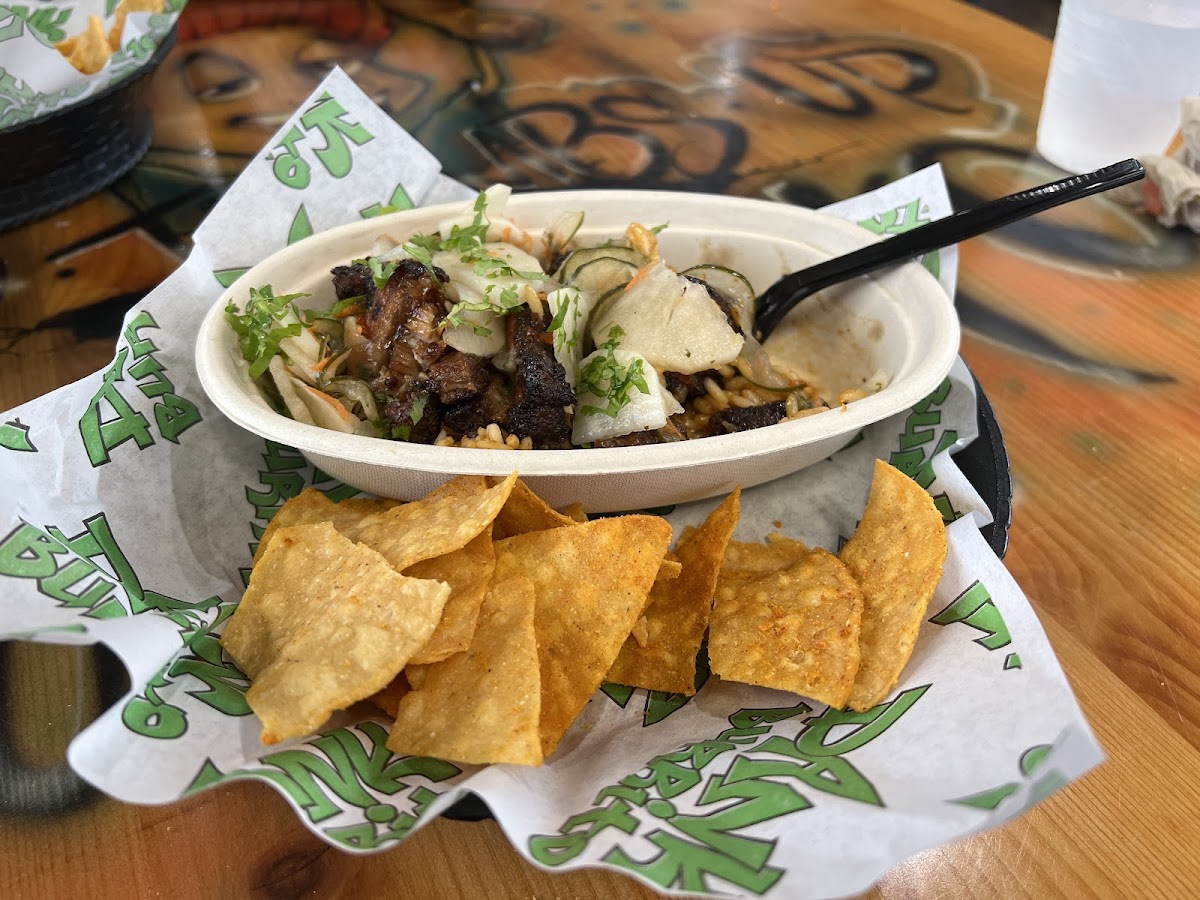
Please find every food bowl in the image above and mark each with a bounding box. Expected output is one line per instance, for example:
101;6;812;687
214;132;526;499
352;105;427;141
195;191;960;512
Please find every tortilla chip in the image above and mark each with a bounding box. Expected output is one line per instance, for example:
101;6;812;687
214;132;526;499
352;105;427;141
840;460;948;711
350;473;515;571
723;536;810;574
656;554;683;583
493;515;672;756
404;528;496;664
369;674;410;718
388;577;542;766
253;489;400;566
405;663;429;690
110;0;167;45
709;547;863;709
491;477;579;539
607;490;741;695
558;502;588;523
630;616;649;648
427;474;491;501
56;16;113;75
221;522;450;744
713;534;811;613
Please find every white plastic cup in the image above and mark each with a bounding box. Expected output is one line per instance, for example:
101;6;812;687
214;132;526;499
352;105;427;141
1036;0;1200;173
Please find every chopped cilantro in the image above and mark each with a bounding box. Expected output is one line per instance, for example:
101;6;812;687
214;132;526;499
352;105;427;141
443;283;526;336
224;284;309;379
351;256;399;290
410;393;428;425
649;222;670;235
577;326;650;417
302;294;364;324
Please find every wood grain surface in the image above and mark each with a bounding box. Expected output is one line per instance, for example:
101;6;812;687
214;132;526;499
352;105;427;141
3;0;1199;897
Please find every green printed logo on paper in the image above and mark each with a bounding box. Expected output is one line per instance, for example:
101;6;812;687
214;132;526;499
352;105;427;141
241;440;359;581
530;687;927;895
79;310;202;467
952;743;1068;811
859;198;940;279
122;601;250;740
1;5;71;44
0;508;244;738
0;418;35;452
185;722;461;851
360;183;415;219
266;91;374;189
930;580;1021;670
888;377;960;524
0;67;88;127
0;511;218;624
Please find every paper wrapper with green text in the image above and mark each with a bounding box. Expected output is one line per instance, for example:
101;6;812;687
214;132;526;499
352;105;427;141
0;0;183;125
0;67;1103;900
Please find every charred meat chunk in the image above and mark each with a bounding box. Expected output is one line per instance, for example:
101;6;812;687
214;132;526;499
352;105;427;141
593;418;686;448
377;392;443;443
708;400;787;435
441;372;516;437
425;350;492;405
663;370;720;406
506;307;575;449
331;263;376;306
359;259;449;387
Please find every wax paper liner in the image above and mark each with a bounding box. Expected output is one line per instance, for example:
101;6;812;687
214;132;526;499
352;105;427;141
0;68;1102;900
0;1;185;127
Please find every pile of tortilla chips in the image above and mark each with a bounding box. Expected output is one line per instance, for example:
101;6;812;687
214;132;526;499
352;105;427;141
221;459;947;766
54;0;164;75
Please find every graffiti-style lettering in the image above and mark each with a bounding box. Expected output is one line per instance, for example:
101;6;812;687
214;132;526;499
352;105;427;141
931;580;1013;652
268;93;374;189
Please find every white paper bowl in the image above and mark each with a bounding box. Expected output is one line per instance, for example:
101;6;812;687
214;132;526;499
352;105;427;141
195;191;959;512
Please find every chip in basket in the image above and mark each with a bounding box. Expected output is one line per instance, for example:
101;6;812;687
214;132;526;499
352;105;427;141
221;521;450;744
709;547;864;708
388;576;542;766
607;489;741;695
404;529;496;664
492;515;672;756
841;458;949;711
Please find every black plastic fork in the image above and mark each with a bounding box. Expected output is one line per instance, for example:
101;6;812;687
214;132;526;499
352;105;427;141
754;158;1146;340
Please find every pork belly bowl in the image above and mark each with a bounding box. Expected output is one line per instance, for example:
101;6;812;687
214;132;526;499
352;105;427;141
195;188;959;512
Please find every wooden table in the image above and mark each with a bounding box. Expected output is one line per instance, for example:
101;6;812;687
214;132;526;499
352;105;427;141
3;1;1198;897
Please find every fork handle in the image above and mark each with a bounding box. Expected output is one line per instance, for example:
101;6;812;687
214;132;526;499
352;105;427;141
757;158;1145;337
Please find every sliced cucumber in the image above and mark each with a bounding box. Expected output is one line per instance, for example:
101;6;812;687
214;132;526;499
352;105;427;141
545;210;584;260
555;245;646;282
569;256;641;295
679;264;756;332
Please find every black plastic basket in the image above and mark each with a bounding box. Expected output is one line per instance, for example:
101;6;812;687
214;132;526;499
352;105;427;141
0;26;176;233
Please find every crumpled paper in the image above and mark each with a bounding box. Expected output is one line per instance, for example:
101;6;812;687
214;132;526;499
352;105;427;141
1113;96;1200;230
0;0;183;127
0;67;1102;900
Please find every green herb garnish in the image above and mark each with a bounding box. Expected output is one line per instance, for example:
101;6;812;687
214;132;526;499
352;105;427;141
351;256;399;290
224;284;309;379
302;294;365;324
443;283;526;336
577;326;650;417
